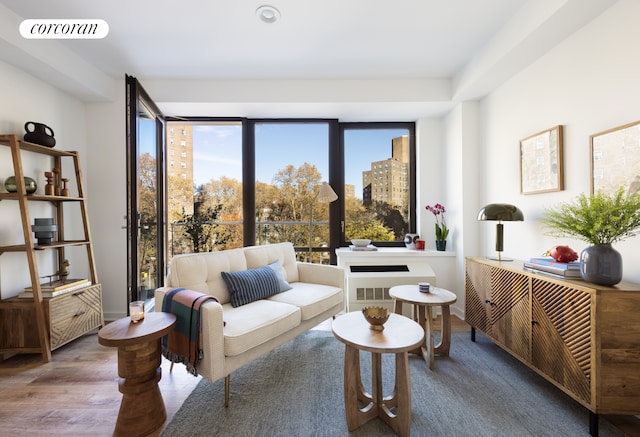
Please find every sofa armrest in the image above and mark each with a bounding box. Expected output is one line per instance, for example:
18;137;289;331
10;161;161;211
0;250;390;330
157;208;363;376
154;287;227;382
296;262;344;289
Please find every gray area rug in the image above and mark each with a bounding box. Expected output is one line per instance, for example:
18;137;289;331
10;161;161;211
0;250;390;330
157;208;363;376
161;330;624;437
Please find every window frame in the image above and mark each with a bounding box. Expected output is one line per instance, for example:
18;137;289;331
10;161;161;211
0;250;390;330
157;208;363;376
163;117;416;265
337;122;417;251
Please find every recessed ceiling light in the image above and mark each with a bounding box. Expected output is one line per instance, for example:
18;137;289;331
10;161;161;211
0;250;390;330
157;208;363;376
256;5;280;24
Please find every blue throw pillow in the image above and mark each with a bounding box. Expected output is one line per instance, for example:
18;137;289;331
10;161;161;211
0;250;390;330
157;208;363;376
267;259;293;293
221;266;281;307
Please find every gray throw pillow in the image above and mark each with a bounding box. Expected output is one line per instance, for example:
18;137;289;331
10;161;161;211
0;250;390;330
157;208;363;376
267;259;293;292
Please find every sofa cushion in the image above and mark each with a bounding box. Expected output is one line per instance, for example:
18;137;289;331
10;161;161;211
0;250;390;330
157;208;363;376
221;266;281;307
222;300;301;356
243;242;300;284
167;248;247;304
268;259;292;292
267;282;343;320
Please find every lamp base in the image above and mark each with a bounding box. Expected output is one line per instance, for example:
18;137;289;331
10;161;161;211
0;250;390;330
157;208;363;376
487;256;515;262
487;252;515;262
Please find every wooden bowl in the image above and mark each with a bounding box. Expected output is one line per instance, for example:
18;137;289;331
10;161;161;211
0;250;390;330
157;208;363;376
362;306;390;330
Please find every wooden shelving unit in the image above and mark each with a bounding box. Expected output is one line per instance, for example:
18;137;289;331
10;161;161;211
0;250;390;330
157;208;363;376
0;134;103;362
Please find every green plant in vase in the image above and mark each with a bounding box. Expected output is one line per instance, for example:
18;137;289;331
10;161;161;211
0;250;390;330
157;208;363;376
540;187;640;285
426;203;449;251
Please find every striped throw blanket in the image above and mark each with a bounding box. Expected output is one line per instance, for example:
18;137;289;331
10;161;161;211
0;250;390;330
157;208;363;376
161;288;220;376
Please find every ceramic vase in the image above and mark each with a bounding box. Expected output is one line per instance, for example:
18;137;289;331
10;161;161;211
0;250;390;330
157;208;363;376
24;121;56;148
580;244;622;286
404;233;419;249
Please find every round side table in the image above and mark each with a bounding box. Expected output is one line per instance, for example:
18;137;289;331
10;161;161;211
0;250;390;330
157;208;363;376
332;311;424;437
98;311;176;437
389;285;457;369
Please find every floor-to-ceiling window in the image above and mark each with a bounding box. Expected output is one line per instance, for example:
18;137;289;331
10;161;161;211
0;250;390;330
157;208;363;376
254;121;333;262
166;121;243;263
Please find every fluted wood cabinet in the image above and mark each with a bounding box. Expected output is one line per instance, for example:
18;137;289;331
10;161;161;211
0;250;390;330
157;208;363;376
465;257;640;433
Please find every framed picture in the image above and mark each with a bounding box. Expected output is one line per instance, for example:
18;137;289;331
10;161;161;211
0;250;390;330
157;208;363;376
590;120;640;195
520;125;564;194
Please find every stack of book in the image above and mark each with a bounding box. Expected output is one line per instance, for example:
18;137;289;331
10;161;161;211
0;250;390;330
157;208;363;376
19;278;91;298
523;257;581;279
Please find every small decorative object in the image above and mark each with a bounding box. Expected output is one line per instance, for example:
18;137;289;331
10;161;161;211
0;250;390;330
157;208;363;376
52;167;61;195
418;282;430;293
540;187;640;285
546;245;578;263
426;203;449;251
590;120;640;195
478;203;524;261
61;178;70;196
404;233;419;249
31;218;57;245
351;239;371;247
24;121;56;148
362;306;390;331
415;239;425;250
55;259;70;280
520;125;564;194
129;301;145;323
44;171;55;195
4;176;37;194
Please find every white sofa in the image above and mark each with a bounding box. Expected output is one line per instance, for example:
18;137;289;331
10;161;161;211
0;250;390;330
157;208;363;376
155;242;344;405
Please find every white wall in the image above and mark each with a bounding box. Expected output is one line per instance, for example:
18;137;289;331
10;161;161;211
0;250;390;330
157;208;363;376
85;80;127;320
0;60;89;299
478;0;640;284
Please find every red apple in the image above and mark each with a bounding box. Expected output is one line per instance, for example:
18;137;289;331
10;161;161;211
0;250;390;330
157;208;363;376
549;245;578;263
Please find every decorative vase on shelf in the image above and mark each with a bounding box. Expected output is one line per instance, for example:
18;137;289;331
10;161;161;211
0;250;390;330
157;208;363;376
24;121;56;148
4;176;37;194
435;240;447;251
580;244;622;286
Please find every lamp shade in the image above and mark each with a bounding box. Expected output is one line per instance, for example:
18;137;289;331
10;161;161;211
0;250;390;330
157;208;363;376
317;182;338;203
477;204;524;222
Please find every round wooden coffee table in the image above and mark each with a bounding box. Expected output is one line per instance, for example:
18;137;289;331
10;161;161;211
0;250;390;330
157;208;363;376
389;285;457;369
332;311;424;437
98;311;176;437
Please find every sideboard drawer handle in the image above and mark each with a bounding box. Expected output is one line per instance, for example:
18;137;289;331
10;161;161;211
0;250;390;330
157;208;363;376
73;290;85;296
74;310;86;317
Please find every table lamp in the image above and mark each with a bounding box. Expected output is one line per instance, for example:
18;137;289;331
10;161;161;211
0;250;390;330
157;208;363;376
309;182;338;259
477;203;524;261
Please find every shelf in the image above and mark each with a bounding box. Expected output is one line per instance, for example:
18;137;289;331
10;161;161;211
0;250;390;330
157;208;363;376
0;193;84;202
0;134;102;362
0;240;91;255
0;135;77;157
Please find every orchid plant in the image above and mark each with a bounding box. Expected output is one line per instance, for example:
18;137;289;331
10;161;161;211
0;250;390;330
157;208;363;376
426;203;449;241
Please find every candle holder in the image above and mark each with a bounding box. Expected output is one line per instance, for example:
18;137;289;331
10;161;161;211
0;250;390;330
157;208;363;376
129;301;145;323
31;218;57;245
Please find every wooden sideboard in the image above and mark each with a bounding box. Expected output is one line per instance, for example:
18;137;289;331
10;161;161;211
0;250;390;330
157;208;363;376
464;256;640;436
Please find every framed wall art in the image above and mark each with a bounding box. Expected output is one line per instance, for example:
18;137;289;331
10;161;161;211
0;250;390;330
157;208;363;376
520;125;564;194
590;120;640;195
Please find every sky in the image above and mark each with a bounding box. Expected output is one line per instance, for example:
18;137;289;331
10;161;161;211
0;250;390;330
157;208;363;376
140;120;408;200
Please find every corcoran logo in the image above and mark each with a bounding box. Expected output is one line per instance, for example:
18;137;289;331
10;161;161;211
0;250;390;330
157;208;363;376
19;19;109;39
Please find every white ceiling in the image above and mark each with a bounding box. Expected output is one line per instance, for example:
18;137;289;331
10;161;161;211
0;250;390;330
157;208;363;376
0;0;618;120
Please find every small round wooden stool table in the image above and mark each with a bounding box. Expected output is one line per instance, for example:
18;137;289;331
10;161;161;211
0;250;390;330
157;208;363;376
332;311;424;437
389;285;457;369
98;312;176;437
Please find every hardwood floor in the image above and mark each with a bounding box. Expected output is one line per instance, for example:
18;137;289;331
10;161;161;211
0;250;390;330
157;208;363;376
0;316;638;436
